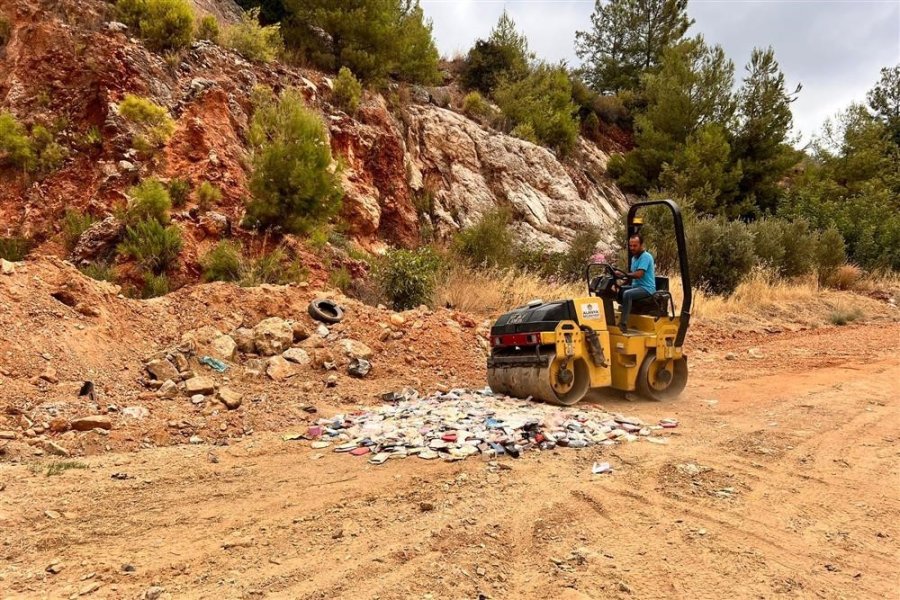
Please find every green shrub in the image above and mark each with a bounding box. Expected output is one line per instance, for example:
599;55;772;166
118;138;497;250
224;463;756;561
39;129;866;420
0;15;11;47
332;67;362;114
244;88;343;233
462;91;493;122
118;219;182;274
328;266;352;292
582;111;600;140
828;306;863;326
815;226;846;284
510;122;538;144
0;237;30;261
29;124;68;174
224;8;283;63
0;110;34;169
690;217;755;295
454;208;515;268
749;218;789;273
79;126;103;150
201;241;242;282
118;95;175;150
493;64;579;155
781;219;818;278
557;227;602;282
241;247;307;286
124;179;172;225
141;272;171;298
375;247;442;310
168;178;191;208
62;210;96;251
196;181;222;209
197;15;220;42
79;262;116;282
117;0;194;52
592;94;629;125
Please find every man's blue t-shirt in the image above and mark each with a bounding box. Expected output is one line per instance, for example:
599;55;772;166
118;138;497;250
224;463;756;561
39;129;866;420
631;251;656;294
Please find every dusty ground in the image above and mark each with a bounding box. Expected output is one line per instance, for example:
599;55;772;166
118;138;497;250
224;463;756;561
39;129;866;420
1;272;898;599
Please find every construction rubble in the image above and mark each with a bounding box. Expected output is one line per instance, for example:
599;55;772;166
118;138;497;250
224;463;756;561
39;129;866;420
290;388;678;464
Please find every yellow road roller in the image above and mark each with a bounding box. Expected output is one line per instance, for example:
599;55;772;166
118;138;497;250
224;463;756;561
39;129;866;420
487;199;691;404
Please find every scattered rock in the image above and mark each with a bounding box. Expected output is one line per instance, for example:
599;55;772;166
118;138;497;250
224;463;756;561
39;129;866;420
724;352;738;361
71;216;123;264
146;358;179;382
142;586;165;600
198;211;229;237
122;406;149;419
748;347;765;359
39;366;58;384
184;376;215;395
419;501;435;512
232;327;255;353
0;431;16;440
266;356;296;381
316;324;330;337
217;387;243;410
282;347;311;365
157;379;178;398
253;317;294;356
48;418;70;433
189;435;203;445
42;441;70;457
348;357;371;378
209;335;237;361
107;21;128;32
1;259;16;275
339;339;373;360
292;321;310;342
221;537;253;549
71;415;112;431
46;561;64;575
389;313;405;326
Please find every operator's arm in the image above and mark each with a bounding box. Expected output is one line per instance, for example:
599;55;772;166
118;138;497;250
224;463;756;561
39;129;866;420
615;268;645;280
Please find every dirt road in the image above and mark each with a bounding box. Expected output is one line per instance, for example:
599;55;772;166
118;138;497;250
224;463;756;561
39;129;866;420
2;323;898;599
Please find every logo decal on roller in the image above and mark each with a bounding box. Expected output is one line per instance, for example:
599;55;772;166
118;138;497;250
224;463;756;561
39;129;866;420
582;303;601;320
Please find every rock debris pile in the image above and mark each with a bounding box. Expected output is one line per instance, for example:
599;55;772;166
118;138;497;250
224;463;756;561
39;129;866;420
295;389;678;464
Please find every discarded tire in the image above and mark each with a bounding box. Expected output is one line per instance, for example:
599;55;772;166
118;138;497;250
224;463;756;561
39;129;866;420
308;299;344;324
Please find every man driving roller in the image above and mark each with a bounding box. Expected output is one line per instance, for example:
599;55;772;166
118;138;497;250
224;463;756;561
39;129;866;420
615;233;655;334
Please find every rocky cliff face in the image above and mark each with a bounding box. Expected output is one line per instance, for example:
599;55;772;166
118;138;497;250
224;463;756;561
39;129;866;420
0;0;628;271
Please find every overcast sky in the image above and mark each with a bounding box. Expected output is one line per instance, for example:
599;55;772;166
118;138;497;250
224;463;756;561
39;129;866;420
419;0;900;145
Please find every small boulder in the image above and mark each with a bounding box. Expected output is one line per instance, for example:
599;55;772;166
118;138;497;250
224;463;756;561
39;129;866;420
217;387;243;410
184;376;215;396
71;216;123;264
0;259;15;275
348;358;371;378
71;415;112;431
292;321;310;342
283;347;311;365
339;339;373;360
210;334;237;361
48;418;70;433
389;313;405;326
253;318;294;356
157;379;178;398
232;327;255;353
266;356;296;381
146;358;180;382
198;212;229;238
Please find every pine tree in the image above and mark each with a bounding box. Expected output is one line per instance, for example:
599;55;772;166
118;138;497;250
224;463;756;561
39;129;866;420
282;0;440;84
575;0;692;93
867;64;900;146
461;10;532;94
608;37;736;194
731;47;801;216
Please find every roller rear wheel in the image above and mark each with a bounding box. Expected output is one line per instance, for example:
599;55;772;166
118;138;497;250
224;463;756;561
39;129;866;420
637;351;687;401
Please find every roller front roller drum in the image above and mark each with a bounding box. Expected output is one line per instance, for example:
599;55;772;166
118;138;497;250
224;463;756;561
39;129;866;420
487;351;590;406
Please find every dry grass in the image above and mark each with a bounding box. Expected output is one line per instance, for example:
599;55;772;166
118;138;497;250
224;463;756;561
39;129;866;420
438;264;897;331
435;265;583;316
